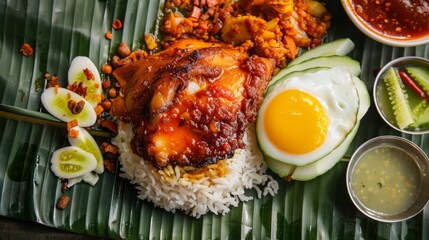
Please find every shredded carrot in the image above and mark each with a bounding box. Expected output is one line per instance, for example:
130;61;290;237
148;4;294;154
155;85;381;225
68;128;79;138
284;36;297;59
94;105;104;116
67;119;78;131
100;142;119;154
94;82;100;88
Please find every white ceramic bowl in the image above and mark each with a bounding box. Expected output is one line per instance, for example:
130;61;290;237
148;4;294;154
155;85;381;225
341;0;429;47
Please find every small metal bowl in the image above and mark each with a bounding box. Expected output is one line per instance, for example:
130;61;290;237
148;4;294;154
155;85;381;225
346;136;429;222
340;0;429;47
373;56;429;134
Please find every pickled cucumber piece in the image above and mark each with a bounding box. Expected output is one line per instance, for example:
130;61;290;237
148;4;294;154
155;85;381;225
410;100;429;128
383;67;414;129
50;146;97;179
41;87;97;127
68;56;102;107
406;66;429;95
411;99;428;117
68;126;104;174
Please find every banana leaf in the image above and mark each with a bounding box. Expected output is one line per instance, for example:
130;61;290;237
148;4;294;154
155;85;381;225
0;0;428;239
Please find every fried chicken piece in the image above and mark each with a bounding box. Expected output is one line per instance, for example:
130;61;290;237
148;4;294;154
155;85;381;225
112;39;274;168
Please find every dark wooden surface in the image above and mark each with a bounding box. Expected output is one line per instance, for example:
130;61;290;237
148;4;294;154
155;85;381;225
0;216;109;240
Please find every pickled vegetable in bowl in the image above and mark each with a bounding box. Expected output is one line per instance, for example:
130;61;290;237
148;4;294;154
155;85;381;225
374;56;429;134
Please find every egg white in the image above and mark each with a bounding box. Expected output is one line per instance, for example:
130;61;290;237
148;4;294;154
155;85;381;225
256;68;359;166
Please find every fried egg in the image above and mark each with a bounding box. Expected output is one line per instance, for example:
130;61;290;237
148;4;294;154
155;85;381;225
256;68;359;166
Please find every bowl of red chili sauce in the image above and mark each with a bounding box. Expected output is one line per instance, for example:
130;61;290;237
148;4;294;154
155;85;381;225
341;0;429;47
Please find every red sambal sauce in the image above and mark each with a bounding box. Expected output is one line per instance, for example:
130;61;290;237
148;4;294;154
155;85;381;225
351;0;429;39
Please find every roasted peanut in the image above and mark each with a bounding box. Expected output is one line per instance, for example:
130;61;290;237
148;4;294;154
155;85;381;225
67;99;85;114
105;31;113;40
111;55;120;68
117;42;131;57
56;194;71;210
101;64;113;75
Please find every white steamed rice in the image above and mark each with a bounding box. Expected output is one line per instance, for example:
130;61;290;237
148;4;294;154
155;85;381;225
112;121;279;218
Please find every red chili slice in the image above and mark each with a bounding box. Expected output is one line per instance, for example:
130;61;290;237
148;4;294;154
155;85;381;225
398;70;428;100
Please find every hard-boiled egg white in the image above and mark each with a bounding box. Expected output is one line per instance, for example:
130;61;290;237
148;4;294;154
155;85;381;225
256;68;359;166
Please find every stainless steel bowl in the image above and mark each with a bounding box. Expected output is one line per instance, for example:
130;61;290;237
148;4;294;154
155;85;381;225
373;56;429;134
346;136;429;222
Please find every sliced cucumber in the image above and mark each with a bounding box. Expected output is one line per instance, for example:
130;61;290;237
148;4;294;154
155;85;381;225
288;38;355;67
383;67;414;129
411;99;429;128
265;156;295;177
406;66;429;95
265;67;330;96
413;106;429;128
269;55;361;86
353;76;371;120
68;56;102;107
291;76;370;181
291;121;360;181
41;87;97;127
50;146;97;179
68;126;104;174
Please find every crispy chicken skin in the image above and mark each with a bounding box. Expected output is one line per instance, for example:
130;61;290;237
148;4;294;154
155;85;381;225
112;39;274;168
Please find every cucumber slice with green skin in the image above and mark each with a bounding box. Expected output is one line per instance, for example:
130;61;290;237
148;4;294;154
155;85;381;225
291;121;360;181
41;87;97;127
411;99;429;128
265;67;330;96
413;106;429;128
68;126;104;174
266;121;360;180
383;67;414;129
405;66;429;95
68;56;102;107
353;76;371;120
50;146;97;179
269;55;361;86
291;77;370;181
265;156;296;177
288;38;355;67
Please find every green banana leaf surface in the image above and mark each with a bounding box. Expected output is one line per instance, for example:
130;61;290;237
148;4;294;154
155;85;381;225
1;0;429;239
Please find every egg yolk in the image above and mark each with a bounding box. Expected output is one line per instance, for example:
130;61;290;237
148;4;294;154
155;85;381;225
264;89;329;154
